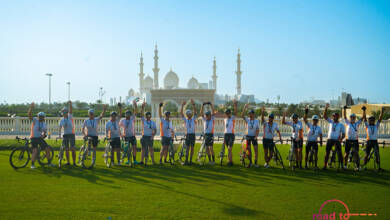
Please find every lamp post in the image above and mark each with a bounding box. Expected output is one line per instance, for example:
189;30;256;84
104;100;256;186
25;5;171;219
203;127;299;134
66;82;71;101
45;73;53;109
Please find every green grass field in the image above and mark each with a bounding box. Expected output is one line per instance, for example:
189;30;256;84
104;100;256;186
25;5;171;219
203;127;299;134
0;139;389;220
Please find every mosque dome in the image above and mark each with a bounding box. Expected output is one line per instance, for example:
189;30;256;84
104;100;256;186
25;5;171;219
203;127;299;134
144;75;153;90
187;77;199;89
164;70;179;89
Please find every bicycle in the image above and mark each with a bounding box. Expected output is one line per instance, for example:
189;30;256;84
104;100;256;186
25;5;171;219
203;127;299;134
56;137;66;168
120;137;133;166
103;138;113;168
239;136;251;168
345;141;360;171
272;140;285;169
364;141;384;172
168;136;176;164
307;141;321;169
287;138;297;170
197;134;208;165
176;136;188;164
9;136;54;169
328;144;342;170
218;136;226;165
78;136;96;169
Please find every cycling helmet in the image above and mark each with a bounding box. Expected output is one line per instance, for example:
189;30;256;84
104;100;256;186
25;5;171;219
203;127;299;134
368;116;375;120
248;109;255;114
88;109;95;114
145;111;151;116
225;109;231;114
350;113;356;118
186;110;192;115
37;112;45;117
164;111;170;116
110;111;117;116
205;111;211;115
268;113;274;118
312;115;319;120
125;110;132;116
332;112;340;117
291;113;298;119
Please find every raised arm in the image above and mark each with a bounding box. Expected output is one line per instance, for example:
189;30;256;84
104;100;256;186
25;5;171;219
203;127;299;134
82;122;86;137
118;103;122;120
158;102;163;118
133;99;138;116
303;106;309;124
241;103;248;120
282;112;287;124
378;107;385;123
343;105;347;120
200;102;205;116
190;99;196;115
362;106;367;122
28;102;34;120
210;103;215;117
233;99;237;116
180;101;186;118
261;106;265;124
323;103;329;120
100;104;107;119
68;101;73;114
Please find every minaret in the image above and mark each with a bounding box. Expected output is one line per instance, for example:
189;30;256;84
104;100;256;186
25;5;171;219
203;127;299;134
153;44;160;89
236;48;242;96
139;52;144;94
212;56;217;91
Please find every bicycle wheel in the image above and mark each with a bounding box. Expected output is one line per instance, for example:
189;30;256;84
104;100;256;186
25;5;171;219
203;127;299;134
276;149;285;169
58;146;65;168
104;145;112;168
197;143;206;165
82;147;95;169
219;143;225;165
9;148;30;169
38;146;53;166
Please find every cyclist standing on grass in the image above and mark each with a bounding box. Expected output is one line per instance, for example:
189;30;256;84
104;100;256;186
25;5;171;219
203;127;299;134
140;101;157;165
223;99;237;166
58;100;76;166
282;112;304;169
28;102;55;169
343;105;362;170
241;103;260;168
323;103;345;170
105;103;123;166
159;102;174;164
362;106;385;171
200;101;216;165
261;107;282;168
82;105;107;163
119;99;138;165
303;106;323;170
180;99;197;165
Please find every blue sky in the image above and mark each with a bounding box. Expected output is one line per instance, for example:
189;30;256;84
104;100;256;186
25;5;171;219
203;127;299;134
0;0;389;104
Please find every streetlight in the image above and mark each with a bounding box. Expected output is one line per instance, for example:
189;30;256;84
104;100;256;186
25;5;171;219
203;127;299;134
66;82;71;101
45;73;53;108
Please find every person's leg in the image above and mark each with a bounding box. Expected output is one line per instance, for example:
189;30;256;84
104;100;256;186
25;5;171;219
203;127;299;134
64;137;70;164
374;142;381;169
336;141;343;168
228;146;233;163
314;143;319;168
31;140;38;166
159;141;164;163
190;145;194;163
293;141;298;167
253;144;258;166
70;136;76;165
132;144;137;161
297;145;303;168
305;142;310;167
210;145;215;162
263;146;269;164
149;146;155;164
324;140;332;169
344;141;350;167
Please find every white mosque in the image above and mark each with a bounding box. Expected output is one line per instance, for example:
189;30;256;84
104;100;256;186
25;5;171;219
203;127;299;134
126;45;247;116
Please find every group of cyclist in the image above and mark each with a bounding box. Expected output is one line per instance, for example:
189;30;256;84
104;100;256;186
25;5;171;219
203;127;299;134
27;100;385;171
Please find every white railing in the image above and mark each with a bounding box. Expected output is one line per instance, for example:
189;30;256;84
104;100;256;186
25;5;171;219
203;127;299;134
1;117;390;138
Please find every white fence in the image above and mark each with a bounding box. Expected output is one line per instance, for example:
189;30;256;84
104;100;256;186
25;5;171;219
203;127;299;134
1;117;390;138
